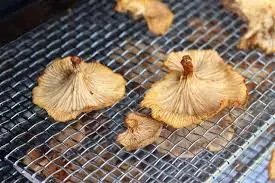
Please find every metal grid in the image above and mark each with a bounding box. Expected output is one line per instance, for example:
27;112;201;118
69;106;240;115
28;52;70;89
0;0;274;182
0;159;29;183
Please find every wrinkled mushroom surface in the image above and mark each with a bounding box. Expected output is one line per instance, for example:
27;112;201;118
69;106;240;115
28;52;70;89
115;0;174;35
117;112;162;151
269;150;275;180
33;56;126;122
156;112;235;159
141;50;248;128
223;0;275;54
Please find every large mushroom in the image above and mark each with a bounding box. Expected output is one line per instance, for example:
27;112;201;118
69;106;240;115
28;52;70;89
223;0;275;54
117;112;162;151
115;0;174;35
141;50;248;128
32;56;126;122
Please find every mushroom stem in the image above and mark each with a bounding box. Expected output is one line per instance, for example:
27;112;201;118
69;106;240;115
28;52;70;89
127;119;138;131
181;55;193;77
71;56;82;71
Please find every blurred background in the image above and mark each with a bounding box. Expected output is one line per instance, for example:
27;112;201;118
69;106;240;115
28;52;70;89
0;0;76;45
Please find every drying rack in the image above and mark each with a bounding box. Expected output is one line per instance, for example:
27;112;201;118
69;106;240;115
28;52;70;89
0;0;274;182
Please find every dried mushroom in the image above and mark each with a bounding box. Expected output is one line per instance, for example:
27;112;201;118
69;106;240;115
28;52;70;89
269;150;275;180
49;122;86;153
141;50;248;128
115;0;174;35
23;148;69;180
223;0;275;54
33;56;126;122
156;113;235;159
117;112;162;151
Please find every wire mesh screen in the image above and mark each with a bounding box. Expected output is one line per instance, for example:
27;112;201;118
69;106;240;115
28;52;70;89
0;0;274;182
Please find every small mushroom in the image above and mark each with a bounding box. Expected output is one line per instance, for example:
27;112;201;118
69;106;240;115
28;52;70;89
49;122;86;153
269;150;275;180
115;0;174;35
32;56;126;122
141;50;248;128
117;112;163;151
156;112;235;159
223;0;275;54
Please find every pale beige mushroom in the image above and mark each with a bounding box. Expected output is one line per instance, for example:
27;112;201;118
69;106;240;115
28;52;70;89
223;0;275;54
48;122;86;153
141;50;248;128
269;150;275;180
156;112;235;158
117;112;162;151
32;56;126;122
115;0;174;35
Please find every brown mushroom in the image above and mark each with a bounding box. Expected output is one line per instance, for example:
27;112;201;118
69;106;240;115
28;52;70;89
32;56;126;122
269;150;275;180
141;50;248;128
223;0;275;54
115;0;174;35
49;122;86;153
117;112;163;151
156;112;235;158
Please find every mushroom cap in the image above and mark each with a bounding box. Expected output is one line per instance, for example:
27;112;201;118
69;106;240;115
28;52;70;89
144;0;174;35
115;0;147;17
141;50;248;128
32;56;126;122
117;112;162;151
223;0;275;54
115;0;173;35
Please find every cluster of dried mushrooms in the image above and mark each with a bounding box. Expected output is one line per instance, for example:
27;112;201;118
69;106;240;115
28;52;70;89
117;50;247;158
223;0;275;54
32;56;126;122
115;0;174;35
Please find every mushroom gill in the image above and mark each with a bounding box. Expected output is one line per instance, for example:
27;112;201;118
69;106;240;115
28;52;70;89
117;112;163;151
32;56;126;122
141;50;248;128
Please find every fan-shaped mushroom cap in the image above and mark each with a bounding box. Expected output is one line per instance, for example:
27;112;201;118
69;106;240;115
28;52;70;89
115;0;174;35
223;0;275;54
33;56;126;122
141;50;248;128
117;112;162;151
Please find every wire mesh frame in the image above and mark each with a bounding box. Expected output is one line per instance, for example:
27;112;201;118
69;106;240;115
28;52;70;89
0;159;30;183
0;0;274;182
